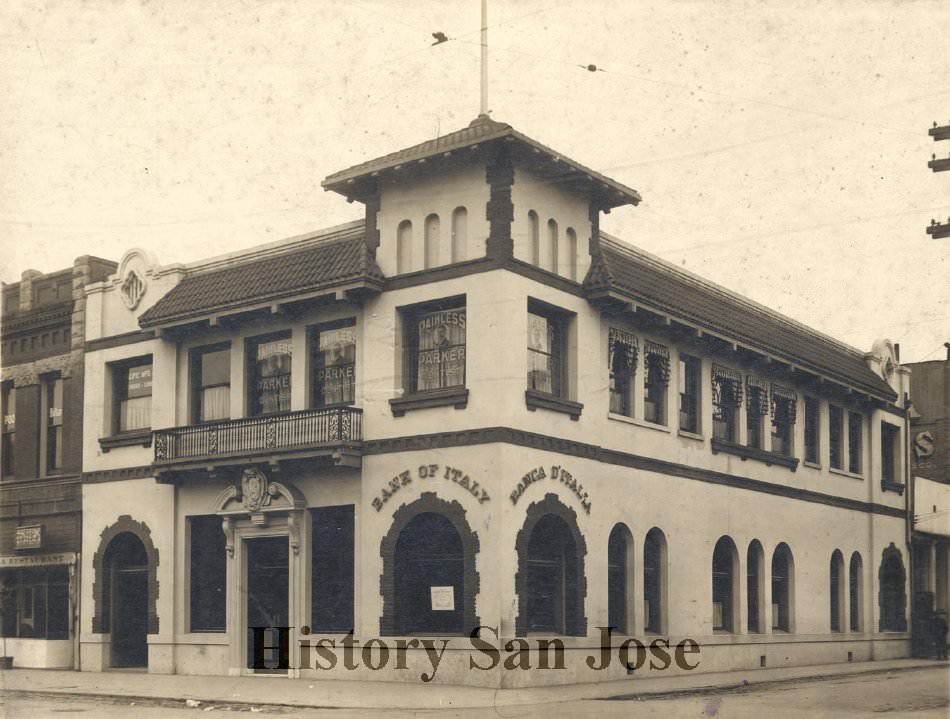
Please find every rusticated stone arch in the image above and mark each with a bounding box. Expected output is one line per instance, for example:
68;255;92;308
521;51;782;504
878;542;907;632
91;515;160;634
379;492;480;636
515;492;588;637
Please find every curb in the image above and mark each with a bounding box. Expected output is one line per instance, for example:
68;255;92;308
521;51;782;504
600;662;943;702
1;662;944;711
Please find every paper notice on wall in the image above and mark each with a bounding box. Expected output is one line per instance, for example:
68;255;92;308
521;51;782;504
430;586;455;611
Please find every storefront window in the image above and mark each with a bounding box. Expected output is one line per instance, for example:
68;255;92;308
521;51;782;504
311;506;354;633
189;516;226;632
311;321;356;407
0;566;69;639
247;333;292;416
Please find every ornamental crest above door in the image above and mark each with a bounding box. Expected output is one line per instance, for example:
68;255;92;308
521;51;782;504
241;468;273;512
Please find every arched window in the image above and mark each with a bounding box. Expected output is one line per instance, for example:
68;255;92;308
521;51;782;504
547;219;558;273
712;536;739;632
830;549;845;632
644;527;667;634
849;552;863;632
515;493;587;636
397;220;413;274
747;540;765;633
394;512;464;634
771;543;795;632
565;227;578;280
878;544;907;632
608;524;634;634
529;211;540;265
424;214;440;269
451;207;467;263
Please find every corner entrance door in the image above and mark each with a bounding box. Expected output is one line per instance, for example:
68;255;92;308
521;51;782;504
246;536;289;672
112;567;148;667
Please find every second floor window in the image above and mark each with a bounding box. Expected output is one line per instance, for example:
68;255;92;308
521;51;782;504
311;321;356;406
804;397;819;464
770;384;796;457
679;354;701;433
404;299;466;394
712;365;742;442
643;341;670;425
191;344;230;423
44;376;63;473
248;333;292;416
746;376;768;449
848;412;863;474
113;358;152;433
608;328;637;417
829;405;844;470
1;384;14;478
881;422;900;485
527;304;566;397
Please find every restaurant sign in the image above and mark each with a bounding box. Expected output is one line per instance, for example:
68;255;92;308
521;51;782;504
15;524;44;550
0;552;77;568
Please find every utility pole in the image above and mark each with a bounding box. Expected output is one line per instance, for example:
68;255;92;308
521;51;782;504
926;121;950;239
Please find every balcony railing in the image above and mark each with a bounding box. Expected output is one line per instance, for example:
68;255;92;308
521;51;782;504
153;406;362;465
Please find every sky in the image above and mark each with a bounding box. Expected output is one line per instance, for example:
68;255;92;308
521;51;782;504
1;0;948;363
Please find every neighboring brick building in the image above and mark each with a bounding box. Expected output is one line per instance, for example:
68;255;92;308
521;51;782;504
907;351;950;654
0;256;116;668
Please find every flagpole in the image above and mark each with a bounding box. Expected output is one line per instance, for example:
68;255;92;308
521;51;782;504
480;0;488;116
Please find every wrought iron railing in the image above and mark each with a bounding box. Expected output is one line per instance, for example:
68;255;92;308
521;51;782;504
153;406;362;463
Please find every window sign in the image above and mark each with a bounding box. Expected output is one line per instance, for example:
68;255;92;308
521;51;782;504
430;586;455;611
416;310;466;391
126;365;153;398
252;337;292;415
314;326;356;406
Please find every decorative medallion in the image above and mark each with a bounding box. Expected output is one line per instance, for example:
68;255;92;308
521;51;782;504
120;268;146;310
241;468;273;512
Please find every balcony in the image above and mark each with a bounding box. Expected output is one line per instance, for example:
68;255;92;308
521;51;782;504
152;406;363;475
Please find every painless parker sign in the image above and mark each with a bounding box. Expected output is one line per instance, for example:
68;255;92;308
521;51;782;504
371;463;489;512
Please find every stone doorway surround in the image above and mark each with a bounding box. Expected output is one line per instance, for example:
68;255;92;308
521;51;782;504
214;468;308;676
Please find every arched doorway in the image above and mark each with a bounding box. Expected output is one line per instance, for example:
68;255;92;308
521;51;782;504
515;494;587;636
104;532;149;667
879;544;907;632
394;512;464;634
526;514;577;633
379;493;480;637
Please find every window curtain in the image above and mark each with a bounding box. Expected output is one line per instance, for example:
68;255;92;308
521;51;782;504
746;375;770;415
770;384;797;424
200;386;230;422
527;313;557;394
712;364;743;406
643;340;670;385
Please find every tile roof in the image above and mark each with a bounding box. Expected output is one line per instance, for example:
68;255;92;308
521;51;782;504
322;116;641;209
587;235;896;400
139;226;384;328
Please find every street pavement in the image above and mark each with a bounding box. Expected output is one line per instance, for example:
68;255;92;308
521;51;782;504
1;664;947;717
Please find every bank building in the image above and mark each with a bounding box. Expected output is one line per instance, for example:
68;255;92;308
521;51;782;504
51;115;922;686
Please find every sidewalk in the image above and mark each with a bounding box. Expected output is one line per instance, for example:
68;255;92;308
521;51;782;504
0;658;942;710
